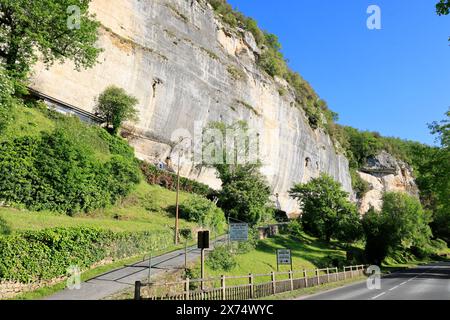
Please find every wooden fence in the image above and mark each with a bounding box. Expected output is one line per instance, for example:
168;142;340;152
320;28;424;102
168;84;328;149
134;264;367;300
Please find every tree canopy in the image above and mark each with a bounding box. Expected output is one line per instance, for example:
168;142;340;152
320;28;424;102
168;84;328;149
290;174;362;243
94;86;139;135
0;0;101;84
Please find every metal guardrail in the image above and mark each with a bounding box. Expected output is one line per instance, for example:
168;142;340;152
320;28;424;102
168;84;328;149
134;264;367;300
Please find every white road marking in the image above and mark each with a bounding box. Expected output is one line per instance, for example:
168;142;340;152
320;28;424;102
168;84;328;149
389;285;400;291
371;292;386;300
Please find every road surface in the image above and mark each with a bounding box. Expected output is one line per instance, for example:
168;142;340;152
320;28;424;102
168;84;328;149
298;262;450;300
46;236;226;300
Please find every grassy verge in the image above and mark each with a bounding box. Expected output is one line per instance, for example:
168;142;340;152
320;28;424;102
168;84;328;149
259;275;367;300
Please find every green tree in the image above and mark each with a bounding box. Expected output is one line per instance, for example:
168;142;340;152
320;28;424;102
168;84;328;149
289;173;362;243
205;121;274;225
427;110;450;243
94;86;139;135
362;192;433;264
0;0;101;84
437;0;450;15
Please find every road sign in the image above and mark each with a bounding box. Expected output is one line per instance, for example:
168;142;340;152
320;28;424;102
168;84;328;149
276;249;292;271
229;223;249;242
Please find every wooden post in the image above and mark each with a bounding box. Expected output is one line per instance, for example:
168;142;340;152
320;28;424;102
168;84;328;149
249;273;254;299
326;267;330;282
303;270;308;287
289;270;294;291
221;275;226;300
315;269;320;285
344;267;347;280
271;272;276;295
185;278;190;300
134;281;141;300
174;154;181;245
184;240;188;272
350;266;353;278
147;252;152;283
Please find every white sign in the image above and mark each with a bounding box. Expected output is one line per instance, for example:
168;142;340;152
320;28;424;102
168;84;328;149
277;249;292;265
229;223;249;242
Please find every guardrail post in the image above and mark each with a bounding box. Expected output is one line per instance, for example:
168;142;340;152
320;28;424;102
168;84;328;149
249;273;254;299
221;275;226;300
335;267;338;281
315;269;319;285
134;281;141;300
271;272;276;295
184;278;190;300
289;270;294;291
303;269;308;287
343;267;347;280
326;267;330;282
350;266;354;278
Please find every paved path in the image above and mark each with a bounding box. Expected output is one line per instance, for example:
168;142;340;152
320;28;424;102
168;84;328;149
297;262;450;300
46;236;226;300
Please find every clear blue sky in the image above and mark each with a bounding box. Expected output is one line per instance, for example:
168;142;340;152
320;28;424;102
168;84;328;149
227;0;450;145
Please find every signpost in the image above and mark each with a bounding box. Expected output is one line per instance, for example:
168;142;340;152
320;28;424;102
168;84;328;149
276;248;292;271
229;223;249;242
198;231;210;290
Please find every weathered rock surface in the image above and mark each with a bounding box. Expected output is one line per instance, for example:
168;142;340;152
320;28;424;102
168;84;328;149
358;151;419;214
29;0;354;215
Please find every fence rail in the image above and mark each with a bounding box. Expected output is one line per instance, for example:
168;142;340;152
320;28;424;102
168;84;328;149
134;265;367;300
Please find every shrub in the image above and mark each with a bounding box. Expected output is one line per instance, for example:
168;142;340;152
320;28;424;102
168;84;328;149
0;128;141;214
140;161;211;197
0;227;173;283
179;195;226;232
206;246;237;271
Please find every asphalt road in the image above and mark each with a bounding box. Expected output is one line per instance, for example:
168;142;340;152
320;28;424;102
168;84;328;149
45;236;226;300
298;262;450;300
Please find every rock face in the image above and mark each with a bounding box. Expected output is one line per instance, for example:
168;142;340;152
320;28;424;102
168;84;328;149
358;151;419;214
29;0;353;215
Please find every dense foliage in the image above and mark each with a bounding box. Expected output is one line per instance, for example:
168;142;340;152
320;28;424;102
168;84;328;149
0;227;172;283
179;195;226;232
0;107;141;215
0;0;101;87
437;0;450;15
140;161;211;197
290;174;362;244
94;86;139;135
362;193;433;264
206;245;237;271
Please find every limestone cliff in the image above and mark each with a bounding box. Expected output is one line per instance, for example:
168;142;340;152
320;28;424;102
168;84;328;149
29;0;354;215
357;151;420;214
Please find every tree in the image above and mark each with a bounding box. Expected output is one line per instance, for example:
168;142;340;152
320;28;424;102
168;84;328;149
0;0;101;84
289;173;362;243
437;0;450;15
427;110;450;243
362;192;433;264
205;121;274;225
94;86;139;135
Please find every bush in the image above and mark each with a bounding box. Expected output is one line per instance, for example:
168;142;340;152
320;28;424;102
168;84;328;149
140;162;211;197
0;227;173;283
287;220;303;238
179;195;226;232
0;127;141;214
206;246;237;271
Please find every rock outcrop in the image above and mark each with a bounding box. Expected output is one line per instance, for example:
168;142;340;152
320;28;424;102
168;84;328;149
29;0;354;215
358;151;420;214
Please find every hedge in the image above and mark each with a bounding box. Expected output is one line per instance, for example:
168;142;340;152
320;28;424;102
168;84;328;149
140;162;211;197
0;227;173;283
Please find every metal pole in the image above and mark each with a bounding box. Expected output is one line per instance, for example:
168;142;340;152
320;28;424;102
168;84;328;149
147;252;152;283
184;240;188;272
174;152;181;245
201;248;205;291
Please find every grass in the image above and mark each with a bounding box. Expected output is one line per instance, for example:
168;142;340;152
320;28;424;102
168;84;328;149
203;233;362;286
0;181;198;235
259;275;367;300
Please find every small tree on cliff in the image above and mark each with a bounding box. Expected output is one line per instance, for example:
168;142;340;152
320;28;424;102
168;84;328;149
289;173;362;244
0;0;101;90
95;86;139;135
